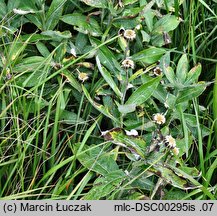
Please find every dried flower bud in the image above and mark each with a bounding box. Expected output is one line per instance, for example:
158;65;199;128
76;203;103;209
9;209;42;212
153;66;162;76
122;58;135;69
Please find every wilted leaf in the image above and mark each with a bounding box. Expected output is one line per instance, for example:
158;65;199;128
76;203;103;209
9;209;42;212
103;128;147;158
150;165;196;190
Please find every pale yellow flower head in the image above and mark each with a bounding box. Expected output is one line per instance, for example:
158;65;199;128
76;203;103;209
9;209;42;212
78;72;89;82
124;29;136;41
165;135;176;148
153;113;166;125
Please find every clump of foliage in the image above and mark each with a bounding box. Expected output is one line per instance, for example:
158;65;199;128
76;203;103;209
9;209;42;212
0;0;216;200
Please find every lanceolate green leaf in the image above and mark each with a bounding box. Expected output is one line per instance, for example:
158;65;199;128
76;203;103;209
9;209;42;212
46;0;67;30
61;12;102;36
96;56;122;98
185;63;202;85
0;1;7;19
61;70;81;92
176;54;188;83
163;66;176;84
132;47;166;64
82;85;120;125
126;76;161;106
176;83;206;104
91;38;120;74
153;14;180;33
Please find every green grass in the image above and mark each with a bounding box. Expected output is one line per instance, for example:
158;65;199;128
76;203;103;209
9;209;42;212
0;0;216;200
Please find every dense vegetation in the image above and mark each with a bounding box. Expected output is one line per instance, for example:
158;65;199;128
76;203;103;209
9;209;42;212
0;0;216;200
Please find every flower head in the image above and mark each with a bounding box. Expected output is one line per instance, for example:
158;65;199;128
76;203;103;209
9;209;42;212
153;66;162;76
122;58;135;69
165;135;176;148
78;72;89;82
172;147;179;155
124;29;136;41
153;113;166;125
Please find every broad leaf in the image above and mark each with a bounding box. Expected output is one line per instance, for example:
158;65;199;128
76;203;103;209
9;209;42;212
61;13;102;36
77;145;119;175
41;30;72;42
185;63;202;85
118;104;136;114
163;66;176;84
176;83;206;103
45;0;67;30
153;14;180;33
176;54;188;83
125;76;161;106
84;170;125;199
150;165;196;190
103;128;147;158
132;47;166;64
